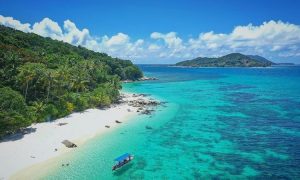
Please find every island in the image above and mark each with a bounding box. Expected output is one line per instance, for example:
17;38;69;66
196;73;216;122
175;53;275;67
0;25;144;138
274;63;295;66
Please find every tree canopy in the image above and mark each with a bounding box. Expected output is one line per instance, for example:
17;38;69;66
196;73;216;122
0;25;143;138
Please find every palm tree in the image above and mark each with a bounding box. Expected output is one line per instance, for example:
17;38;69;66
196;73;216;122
70;65;89;93
46;69;56;102
17;64;35;101
31;101;46;121
39;69;56;102
55;65;70;97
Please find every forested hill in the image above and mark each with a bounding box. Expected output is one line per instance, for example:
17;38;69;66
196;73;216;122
0;25;143;137
175;53;275;67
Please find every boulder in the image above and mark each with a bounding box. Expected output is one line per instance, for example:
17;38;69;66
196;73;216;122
145;126;153;129
57;123;68;126
62;140;77;148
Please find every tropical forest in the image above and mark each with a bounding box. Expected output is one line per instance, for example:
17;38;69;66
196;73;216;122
0;25;143;138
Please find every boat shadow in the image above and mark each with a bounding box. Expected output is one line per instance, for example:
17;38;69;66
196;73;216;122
112;162;134;176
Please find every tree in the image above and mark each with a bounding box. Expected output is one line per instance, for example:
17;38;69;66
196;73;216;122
0;87;31;136
124;66;143;80
30;101;47;122
39;68;57;102
16;63;47;101
17;63;35;101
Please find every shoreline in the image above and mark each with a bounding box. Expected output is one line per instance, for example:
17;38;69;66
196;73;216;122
0;93;158;180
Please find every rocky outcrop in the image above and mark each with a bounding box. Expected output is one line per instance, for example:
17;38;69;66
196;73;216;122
138;77;158;81
125;95;162;115
122;77;158;83
119;93;166;116
128;99;160;107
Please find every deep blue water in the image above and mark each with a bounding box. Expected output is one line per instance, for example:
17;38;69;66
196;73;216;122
44;65;300;179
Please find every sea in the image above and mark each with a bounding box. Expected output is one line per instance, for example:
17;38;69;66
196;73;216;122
43;65;300;179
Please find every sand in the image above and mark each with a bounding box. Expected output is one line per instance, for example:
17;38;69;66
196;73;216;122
0;93;149;180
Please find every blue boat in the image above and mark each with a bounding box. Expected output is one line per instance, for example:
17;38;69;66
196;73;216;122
112;153;134;171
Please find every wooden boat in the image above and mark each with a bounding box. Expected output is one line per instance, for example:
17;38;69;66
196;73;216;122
112;153;134;171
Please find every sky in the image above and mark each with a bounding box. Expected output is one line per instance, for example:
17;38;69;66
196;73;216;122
1;0;300;64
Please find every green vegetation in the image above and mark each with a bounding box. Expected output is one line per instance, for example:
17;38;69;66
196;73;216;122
0;25;143;138
175;53;275;67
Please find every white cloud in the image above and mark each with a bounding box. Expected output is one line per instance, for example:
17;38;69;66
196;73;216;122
150;32;187;58
0;15;144;59
148;44;160;51
0;15;31;32
97;34;145;59
104;33;130;46
63;19;90;46
32;18;63;40
187;20;300;58
151;32;183;49
1;14;300;62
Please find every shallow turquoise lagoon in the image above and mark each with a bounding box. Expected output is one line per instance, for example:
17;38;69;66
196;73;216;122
45;65;300;179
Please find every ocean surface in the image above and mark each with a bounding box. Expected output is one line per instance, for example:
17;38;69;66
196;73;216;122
44;65;300;179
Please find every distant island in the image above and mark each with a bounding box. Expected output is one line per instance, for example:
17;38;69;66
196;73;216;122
175;53;275;67
274;63;295;66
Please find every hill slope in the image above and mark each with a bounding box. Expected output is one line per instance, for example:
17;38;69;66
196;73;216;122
176;53;274;67
0;25;143;137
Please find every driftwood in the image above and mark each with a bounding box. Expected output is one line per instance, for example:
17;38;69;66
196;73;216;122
61;140;77;148
115;120;122;123
105;125;110;128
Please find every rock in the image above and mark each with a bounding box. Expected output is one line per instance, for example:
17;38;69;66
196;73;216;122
62;140;77;148
122;80;133;83
122;77;158;83
128;99;160;108
138;77;158;81
141;109;154;115
57;123;68;126
105;125;110;128
115;120;122;123
145;126;153;129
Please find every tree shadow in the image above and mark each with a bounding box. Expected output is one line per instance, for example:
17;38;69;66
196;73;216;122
0;127;37;142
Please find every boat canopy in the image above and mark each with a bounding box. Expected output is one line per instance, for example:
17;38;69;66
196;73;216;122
114;153;130;162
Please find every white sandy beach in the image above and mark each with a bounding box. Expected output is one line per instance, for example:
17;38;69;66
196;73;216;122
0;93;151;180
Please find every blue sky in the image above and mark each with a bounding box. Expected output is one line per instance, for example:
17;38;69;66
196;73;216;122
1;0;300;63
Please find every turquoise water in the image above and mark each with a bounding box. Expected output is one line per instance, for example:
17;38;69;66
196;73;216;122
44;65;300;179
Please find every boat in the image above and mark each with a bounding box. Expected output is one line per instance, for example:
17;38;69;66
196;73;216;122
112;153;134;171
